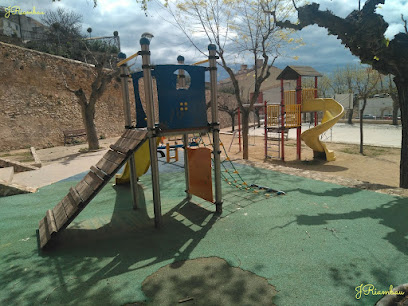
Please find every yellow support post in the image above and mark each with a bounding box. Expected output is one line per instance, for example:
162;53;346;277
166;143;170;163
166;143;179;163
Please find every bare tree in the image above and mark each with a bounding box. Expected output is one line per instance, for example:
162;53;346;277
40;8;84;59
385;75;400;126
219;103;239;132
42;8;83;42
52;0;164;10
330;66;348;95
169;0;297;159
63;53;120;150
330;65;368;125
343;65;359;124
353;66;381;154
402;14;408;34
269;0;408;188
317;75;334;98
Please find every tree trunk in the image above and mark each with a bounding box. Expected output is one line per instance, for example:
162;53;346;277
241;109;250;160
231;113;235;132
81;103;100;150
392;99;400;126
348;95;358;124
347;108;354;124
256;111;261;128
359;98;367;154
395;78;408;188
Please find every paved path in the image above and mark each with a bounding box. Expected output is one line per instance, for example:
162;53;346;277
12;149;109;189
249;122;402;148
10;138;119;190
9;123;403;190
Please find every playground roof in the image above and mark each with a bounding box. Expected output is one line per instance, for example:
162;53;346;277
276;66;323;80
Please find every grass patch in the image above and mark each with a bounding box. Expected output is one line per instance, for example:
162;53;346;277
78;147;103;153
0;151;34;163
15;151;34;163
78;147;90;153
340;144;391;157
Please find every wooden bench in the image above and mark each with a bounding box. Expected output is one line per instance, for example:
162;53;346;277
63;129;87;145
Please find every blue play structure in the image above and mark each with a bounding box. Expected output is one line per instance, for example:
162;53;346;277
37;38;223;249
154;65;207;130
124;41;222;227
132;65;207;130
131;71;148;128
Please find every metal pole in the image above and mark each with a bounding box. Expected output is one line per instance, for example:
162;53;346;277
208;44;222;213
264;100;267;159
140;37;162;228
296;76;302;160
314;76;318;126
281;79;285;161
118;52;139;210
177;55;192;201
117;36;121;52
238;107;241;152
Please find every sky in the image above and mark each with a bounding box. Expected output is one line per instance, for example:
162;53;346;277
1;0;407;79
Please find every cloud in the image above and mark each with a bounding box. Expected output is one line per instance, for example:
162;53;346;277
313;0;359;18
0;0;406;78
274;25;359;74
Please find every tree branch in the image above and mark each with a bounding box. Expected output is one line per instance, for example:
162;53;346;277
402;14;408;34
271;1;408;78
62;73;88;107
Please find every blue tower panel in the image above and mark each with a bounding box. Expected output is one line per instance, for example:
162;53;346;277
131;71;148;128
154;65;208;131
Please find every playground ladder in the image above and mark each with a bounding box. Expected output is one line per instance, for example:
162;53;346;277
265;104;283;159
38;129;148;249
265;128;281;159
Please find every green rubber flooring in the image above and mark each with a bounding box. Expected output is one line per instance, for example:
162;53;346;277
0;161;407;305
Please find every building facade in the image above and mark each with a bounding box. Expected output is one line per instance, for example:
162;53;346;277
0;7;47;42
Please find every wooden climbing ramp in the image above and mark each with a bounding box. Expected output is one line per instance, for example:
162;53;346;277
38;129;148;249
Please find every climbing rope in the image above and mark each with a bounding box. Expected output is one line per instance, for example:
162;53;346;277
194;134;285;196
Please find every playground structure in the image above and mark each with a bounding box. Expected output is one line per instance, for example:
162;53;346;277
156;136;200;163
264;66;345;161
38;37;223;249
164;142;179;163
196;133;285;197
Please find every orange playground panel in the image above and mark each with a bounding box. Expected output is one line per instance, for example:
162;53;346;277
187;147;214;203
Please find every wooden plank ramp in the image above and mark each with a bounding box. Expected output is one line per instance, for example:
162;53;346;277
38;129;148;249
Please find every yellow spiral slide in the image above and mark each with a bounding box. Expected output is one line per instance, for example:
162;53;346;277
301;98;345;161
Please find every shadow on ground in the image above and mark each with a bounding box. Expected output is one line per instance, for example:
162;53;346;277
1;181;271;305
268;159;349;173
296;196;408;256
1;162;407;305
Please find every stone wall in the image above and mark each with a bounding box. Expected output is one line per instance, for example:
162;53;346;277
0;42;235;151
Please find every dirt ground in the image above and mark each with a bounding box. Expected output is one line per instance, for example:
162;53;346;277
1;133;407;197
219;133;408;197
